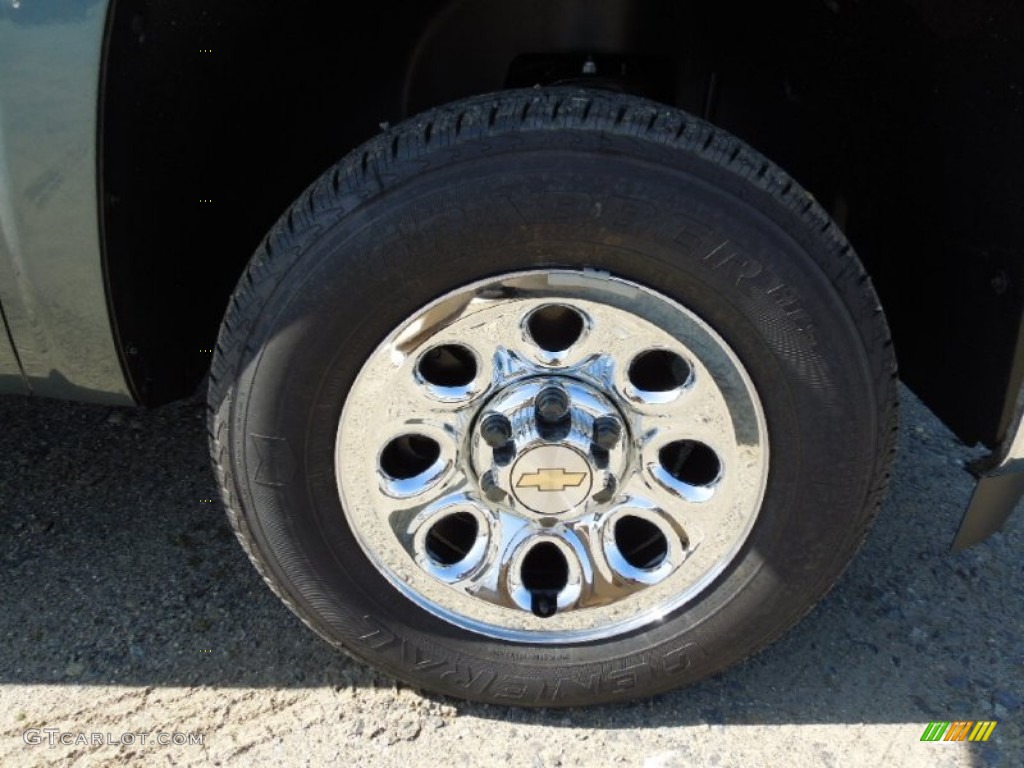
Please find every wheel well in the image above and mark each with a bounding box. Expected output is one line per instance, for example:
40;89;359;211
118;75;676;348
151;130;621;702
100;0;1024;446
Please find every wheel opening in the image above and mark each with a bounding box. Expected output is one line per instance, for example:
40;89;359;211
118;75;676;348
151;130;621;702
526;304;585;352
425;512;479;566
380;434;440;480
418;344;477;387
520;542;569;618
659;440;721;487
629;350;692;392
614;516;669;570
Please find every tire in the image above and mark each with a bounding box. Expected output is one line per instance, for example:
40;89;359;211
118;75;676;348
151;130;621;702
208;88;897;706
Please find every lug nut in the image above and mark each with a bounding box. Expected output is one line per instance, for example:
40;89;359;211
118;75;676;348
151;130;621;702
592;416;622;449
480;413;512;447
480;470;506;502
592;476;617;503
535;385;570;423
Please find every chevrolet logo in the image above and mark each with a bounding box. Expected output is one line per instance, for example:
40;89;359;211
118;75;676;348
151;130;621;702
515;468;588;492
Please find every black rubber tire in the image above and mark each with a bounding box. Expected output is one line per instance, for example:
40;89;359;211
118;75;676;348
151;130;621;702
208;88;897;707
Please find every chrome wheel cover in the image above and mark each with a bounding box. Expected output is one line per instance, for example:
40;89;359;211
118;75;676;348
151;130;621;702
335;270;769;642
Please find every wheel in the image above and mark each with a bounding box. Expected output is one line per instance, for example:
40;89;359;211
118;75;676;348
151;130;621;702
208;88;897;706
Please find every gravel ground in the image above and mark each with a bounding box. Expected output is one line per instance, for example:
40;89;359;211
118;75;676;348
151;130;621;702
0;386;1020;767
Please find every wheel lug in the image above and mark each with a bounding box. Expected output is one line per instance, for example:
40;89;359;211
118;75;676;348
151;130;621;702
592;476;617;503
480;413;512;447
480;470;506;502
493;443;516;466
592;416;621;449
535;385;570;423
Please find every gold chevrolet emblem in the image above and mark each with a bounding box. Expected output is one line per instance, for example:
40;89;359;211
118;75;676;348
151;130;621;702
515;468;588;492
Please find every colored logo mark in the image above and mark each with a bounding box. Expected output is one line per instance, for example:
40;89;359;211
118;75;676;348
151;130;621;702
920;721;997;742
516;467;588;492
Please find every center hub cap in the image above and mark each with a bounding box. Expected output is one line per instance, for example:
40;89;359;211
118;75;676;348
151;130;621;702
511;445;593;514
470;376;630;520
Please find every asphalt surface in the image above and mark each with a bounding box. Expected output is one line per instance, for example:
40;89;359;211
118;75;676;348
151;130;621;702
0;386;1020;767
